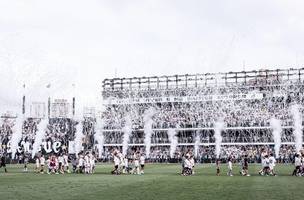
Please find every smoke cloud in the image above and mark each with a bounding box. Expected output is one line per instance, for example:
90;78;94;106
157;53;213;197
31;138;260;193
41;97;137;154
168;128;178;158
10;116;24;159
94;118;105;158
270;117;282;158
31;119;48;158
143;107;155;158
291;105;303;153
74;120;84;157
214;119;224;159
122;115;132;156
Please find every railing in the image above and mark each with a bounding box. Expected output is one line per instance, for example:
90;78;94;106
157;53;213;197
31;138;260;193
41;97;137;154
103;142;304;146
101;126;295;133
102;67;304;91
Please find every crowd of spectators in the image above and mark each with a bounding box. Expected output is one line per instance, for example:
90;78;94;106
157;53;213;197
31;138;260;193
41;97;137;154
102;81;304;130
0;118;14;148
0;117;96;155
1;78;303;163
96;79;304;163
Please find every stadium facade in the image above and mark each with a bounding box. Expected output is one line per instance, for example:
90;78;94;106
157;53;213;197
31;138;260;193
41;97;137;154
1;67;304;162
101;68;304;148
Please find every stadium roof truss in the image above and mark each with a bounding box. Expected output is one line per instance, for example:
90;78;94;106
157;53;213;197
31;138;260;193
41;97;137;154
102;68;304;91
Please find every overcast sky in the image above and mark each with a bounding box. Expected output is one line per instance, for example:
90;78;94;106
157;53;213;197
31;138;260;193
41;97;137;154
1;0;304;114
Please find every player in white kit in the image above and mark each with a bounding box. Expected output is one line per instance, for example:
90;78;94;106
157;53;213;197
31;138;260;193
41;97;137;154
84;152;91;174
269;153;277;176
40;155;45;174
227;157;233;176
118;152;124;173
262;155;270;176
112;151;121;175
122;156;129;174
189;153;195;175
133;152;140;175
58;154;65;174
182;155;193;176
140;154;145;175
78;154;85;173
63;153;70;173
292;154;302;176
259;150;267;175
35;156;40;173
89;153;96;174
55;155;59;174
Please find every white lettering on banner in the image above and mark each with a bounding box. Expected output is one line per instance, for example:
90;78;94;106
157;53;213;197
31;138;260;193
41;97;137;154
52;142;61;153
51;99;70;118
6;141;65;154
44;141;53;153
17;145;23;154
104;92;264;105
20;141;31;152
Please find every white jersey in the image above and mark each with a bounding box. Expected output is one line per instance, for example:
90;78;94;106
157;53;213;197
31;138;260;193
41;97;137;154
295;157;301;167
40;157;45;165
114;156;120;166
78;157;84;167
134;159;139;167
262;158;270;167
58;156;64;164
63;155;69;166
184;159;192;169
261;152;267;165
55;158;59;167
84;155;90;167
90;156;95;166
228;161;232;170
140;156;145;165
46;159;50;168
133;153;140;167
269;156;276;168
118;153;123;164
190;158;195;167
35;158;40;168
124;158;128;167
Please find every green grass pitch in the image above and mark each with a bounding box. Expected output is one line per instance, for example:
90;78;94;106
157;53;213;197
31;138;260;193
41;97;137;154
0;163;302;200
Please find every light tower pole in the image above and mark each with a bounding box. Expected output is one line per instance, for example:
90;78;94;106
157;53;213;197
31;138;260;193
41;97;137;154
46;83;51;119
72;83;75;117
22;84;26;115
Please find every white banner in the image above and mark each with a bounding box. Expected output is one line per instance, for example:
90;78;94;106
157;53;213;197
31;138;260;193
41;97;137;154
51;99;70;118
104;92;264;105
83;107;95;118
30;102;46;118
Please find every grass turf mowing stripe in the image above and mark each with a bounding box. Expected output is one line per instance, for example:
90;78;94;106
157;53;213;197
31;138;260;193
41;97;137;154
0;164;302;200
